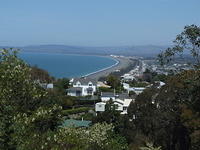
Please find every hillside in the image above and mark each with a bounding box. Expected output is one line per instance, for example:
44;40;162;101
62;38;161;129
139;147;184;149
11;45;169;57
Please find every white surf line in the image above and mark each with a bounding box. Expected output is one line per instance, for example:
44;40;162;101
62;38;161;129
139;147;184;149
82;58;119;77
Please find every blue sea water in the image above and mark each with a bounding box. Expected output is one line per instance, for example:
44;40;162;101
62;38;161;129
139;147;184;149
19;52;117;78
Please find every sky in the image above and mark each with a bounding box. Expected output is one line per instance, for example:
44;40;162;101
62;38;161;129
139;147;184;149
0;0;200;47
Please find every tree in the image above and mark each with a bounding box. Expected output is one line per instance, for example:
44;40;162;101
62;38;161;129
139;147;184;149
142;69;153;82
54;78;70;94
126;70;200;150
123;25;200;150
0;48;128;150
156;70;200;150
157;25;200;149
0;48;62;149
106;75;121;89
158;25;200;67
140;142;162;150
30;65;54;83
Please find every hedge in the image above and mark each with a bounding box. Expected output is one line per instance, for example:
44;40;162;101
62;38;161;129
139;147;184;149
62;107;91;115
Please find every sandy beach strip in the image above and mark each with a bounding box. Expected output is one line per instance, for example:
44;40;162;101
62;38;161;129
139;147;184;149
84;56;134;80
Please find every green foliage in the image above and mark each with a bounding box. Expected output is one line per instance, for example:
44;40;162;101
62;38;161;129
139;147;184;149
106;75;121;89
142;69;153;82
12;105;63;149
99;87;114;92
0;48;51;149
93;100;121;127
13;122;127;150
140;142;162;150
0;48;128;150
128;81;149;87
157;70;200;150
30;65;54;83
152;74;168;82
77;112;95;121
62;107;91;116
54;78;70;94
129;91;136;97
125;70;200;150
75;99;99;106
158;24;200;67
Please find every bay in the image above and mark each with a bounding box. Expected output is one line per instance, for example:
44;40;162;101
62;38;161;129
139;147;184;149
19;52;117;78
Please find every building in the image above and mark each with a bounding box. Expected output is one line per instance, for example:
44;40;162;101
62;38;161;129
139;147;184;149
129;87;146;95
123;83;130;90
121;74;135;81
95;102;106;112
101;92;115;102
67;78;97;96
62;119;91;128
123;83;146;95
95;92;133;114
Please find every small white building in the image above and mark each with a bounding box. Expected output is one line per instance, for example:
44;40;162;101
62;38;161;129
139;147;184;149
120;99;133;114
96;92;133;114
101;92;115;102
95;102;106;112
123;83;130;90
121;74;135;81
129;87;146;95
123;82;146;95
67;78;97;96
155;81;166;89
47;83;54;89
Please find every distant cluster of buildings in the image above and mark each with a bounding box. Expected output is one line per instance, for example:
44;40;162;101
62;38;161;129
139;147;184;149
64;58;170;117
148;63;192;75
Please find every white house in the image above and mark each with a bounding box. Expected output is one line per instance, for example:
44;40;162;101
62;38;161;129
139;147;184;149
121;74;135;81
123;82;146;95
101;92;115;102
67;78;97;96
123;83;130;90
120;99;133;114
95;102;106;112
126;87;146;95
96;92;133;114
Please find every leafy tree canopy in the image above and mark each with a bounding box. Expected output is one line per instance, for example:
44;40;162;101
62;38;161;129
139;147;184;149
158;25;200;67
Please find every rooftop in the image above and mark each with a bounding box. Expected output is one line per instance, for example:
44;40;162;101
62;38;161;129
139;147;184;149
62;119;91;128
73;78;97;85
67;87;82;92
101;92;115;97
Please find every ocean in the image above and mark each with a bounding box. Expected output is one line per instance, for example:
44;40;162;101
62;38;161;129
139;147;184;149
19;52;117;78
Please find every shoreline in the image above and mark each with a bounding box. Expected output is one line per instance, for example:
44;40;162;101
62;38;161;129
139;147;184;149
21;51;133;80
84;56;134;80
83;57;120;77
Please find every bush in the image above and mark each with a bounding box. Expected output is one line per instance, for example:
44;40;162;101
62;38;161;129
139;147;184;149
75;99;100;105
99;87;113;92
77;113;95;121
62;107;91;115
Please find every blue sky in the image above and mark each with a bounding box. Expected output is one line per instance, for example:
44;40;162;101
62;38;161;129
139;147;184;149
0;0;200;46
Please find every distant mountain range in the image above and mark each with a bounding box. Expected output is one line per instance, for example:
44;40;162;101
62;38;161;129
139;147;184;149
0;45;169;57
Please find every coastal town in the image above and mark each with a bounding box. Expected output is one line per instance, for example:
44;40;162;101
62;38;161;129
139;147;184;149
40;54;192;128
2;26;200;149
1;0;199;148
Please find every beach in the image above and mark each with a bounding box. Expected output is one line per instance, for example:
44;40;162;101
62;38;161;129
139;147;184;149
85;56;135;80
